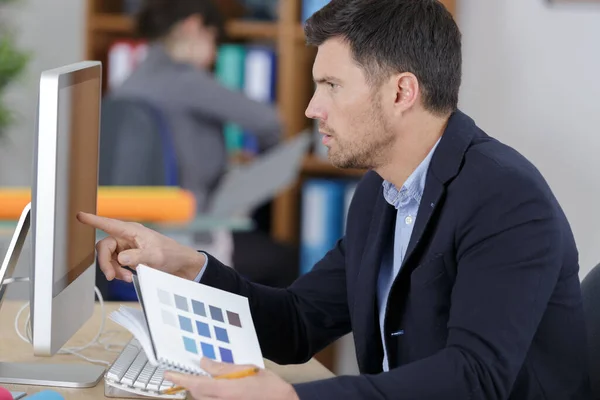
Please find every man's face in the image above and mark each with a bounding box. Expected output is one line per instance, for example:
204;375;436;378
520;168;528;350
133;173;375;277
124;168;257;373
305;38;395;170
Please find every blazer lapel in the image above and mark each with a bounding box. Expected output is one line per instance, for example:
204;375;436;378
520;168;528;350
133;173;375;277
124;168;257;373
353;191;396;374
401;110;476;273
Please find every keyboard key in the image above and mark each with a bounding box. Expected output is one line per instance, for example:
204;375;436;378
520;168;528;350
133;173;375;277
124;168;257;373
106;342;140;381
121;352;147;386
147;367;165;391
133;363;157;389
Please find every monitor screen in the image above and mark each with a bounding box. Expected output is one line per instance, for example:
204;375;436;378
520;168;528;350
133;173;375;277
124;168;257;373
53;75;100;295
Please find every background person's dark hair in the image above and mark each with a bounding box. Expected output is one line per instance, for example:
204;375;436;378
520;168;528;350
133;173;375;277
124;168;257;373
305;0;462;115
136;0;226;42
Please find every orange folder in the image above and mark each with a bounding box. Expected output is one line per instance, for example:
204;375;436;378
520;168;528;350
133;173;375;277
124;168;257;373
0;187;196;223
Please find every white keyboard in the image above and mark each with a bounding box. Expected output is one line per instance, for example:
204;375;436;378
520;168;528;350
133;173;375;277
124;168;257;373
104;338;186;399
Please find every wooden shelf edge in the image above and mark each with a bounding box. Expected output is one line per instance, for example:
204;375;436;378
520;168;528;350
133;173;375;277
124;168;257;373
302;156;365;177
89;14;133;33
88;14;298;41
296;25;306;41
227;20;277;40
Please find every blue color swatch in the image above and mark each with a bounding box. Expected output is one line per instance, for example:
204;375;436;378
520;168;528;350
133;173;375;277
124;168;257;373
192;300;207;317
209;306;224;322
183;337;197;354
219;347;234;363
214;326;230;343
178;316;193;333
196;321;211;338
201;342;216;360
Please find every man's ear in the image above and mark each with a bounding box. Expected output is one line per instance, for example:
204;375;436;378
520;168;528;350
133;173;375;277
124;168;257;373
392;72;420;113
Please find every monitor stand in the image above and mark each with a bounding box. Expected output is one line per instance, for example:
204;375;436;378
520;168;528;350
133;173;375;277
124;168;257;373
0;203;104;388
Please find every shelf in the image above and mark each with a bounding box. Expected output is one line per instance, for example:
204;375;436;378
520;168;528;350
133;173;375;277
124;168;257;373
227;20;278;40
89;14;132;33
302;156;366;177
88;14;299;41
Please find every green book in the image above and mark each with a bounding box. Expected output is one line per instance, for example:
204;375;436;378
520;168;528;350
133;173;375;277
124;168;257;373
215;44;246;154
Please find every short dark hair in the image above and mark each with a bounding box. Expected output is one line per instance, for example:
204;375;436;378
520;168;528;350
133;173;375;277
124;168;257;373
136;0;225;42
305;0;462;115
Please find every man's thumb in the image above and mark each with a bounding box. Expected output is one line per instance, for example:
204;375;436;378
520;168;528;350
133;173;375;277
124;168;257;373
117;249;144;267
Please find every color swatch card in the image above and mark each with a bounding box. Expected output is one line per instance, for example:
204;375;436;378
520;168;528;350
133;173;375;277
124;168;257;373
109;265;264;375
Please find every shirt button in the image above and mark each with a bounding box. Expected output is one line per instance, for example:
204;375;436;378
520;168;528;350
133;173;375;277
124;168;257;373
405;216;413;225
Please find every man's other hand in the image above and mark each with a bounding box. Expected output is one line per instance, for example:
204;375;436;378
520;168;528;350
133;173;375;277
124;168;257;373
77;212;205;282
165;358;299;400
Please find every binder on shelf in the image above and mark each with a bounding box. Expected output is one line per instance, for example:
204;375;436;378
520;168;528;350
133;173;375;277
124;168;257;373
302;0;331;23
215;44;246;155
299;178;360;275
299;179;346;275
242;45;277;154
243;45;277;104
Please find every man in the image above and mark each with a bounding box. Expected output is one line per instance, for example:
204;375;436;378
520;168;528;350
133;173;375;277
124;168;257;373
79;0;592;399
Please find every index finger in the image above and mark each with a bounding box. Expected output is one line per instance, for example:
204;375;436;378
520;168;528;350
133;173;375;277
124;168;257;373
76;212;137;239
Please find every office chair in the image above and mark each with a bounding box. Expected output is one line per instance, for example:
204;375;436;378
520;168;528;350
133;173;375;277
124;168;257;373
99;96;179;187
581;262;600;398
97;96;179;301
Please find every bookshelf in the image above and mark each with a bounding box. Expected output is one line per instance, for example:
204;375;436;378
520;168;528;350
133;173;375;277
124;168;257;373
86;0;326;247
86;0;455;371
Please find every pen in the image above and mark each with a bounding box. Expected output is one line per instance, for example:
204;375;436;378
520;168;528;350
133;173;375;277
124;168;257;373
160;367;260;395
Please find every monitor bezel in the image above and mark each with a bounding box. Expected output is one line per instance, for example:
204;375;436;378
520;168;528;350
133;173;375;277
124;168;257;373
30;61;102;356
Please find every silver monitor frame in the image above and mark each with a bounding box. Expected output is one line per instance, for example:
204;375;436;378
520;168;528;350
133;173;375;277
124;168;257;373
0;61;106;388
31;61;101;356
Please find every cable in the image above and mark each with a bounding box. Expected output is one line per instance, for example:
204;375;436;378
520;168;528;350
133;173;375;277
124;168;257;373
8;277;126;367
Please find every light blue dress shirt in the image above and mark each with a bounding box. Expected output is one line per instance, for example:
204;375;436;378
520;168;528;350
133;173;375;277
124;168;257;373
194;254;209;282
377;138;440;371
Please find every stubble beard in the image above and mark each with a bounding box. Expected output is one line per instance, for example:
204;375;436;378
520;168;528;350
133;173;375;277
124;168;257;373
328;97;395;170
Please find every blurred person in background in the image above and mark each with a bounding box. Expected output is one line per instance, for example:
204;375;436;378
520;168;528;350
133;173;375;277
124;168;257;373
114;0;281;209
103;0;297;290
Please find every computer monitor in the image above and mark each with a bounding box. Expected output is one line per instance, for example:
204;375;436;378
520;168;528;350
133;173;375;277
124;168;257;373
0;61;106;387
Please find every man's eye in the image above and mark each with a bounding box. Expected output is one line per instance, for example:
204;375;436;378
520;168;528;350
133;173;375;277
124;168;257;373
328;82;338;89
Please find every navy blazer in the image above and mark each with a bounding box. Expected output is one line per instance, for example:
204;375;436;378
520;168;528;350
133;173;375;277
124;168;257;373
201;110;592;399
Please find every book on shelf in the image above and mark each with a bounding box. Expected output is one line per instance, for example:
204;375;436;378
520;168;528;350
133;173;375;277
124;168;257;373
299;178;358;275
302;0;331;22
215;43;277;158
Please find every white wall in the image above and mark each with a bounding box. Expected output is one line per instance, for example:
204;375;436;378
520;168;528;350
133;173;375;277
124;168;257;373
0;0;85;299
0;0;86;186
458;0;600;278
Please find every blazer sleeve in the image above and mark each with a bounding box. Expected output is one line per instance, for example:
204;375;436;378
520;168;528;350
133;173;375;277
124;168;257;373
294;168;567;400
200;238;351;365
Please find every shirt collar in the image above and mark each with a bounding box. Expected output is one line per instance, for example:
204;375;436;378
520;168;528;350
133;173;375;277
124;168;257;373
382;138;441;209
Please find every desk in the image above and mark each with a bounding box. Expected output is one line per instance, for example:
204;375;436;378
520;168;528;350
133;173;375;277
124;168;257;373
0;301;334;399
